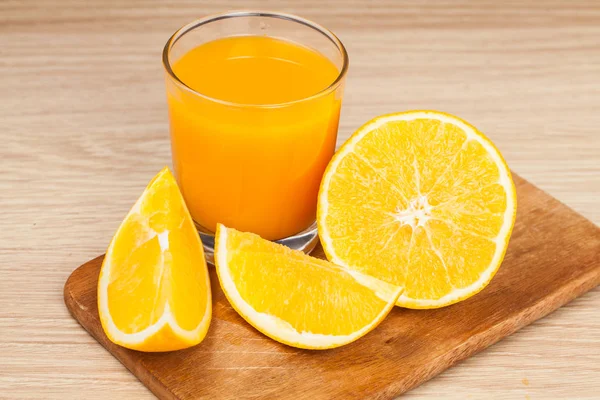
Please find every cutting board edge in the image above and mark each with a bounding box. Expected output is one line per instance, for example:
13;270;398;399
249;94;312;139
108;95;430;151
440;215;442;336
385;262;600;397
64;258;177;400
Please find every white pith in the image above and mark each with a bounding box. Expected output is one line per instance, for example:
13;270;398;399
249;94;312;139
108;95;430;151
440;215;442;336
215;226;402;349
395;194;434;229
98;172;211;345
318;111;517;307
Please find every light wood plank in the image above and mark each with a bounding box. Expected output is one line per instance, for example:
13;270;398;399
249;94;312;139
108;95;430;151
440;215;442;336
1;0;599;398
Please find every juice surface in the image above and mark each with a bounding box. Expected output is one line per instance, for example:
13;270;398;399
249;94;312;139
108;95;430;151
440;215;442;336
174;36;339;105
166;36;343;240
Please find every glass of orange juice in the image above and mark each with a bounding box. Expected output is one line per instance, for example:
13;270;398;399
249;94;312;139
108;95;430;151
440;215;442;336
162;11;348;258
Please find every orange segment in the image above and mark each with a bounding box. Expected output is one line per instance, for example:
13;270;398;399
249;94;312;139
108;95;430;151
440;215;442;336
318;111;517;309
98;167;211;351
214;224;401;349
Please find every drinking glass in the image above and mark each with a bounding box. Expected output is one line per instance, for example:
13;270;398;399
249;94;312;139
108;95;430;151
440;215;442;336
162;11;348;260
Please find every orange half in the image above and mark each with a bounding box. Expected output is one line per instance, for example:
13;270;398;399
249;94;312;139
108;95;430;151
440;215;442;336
318;111;517;308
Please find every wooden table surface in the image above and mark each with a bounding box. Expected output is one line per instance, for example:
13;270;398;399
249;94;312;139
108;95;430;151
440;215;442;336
1;0;599;398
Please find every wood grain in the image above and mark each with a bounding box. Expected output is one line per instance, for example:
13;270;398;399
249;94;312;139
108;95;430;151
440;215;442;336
63;175;600;399
2;0;600;398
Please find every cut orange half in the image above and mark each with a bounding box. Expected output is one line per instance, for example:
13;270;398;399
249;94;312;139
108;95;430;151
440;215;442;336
98;167;211;351
214;224;402;349
318;111;517;309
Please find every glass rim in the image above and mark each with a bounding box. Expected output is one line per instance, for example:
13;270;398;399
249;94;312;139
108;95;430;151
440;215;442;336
162;10;349;109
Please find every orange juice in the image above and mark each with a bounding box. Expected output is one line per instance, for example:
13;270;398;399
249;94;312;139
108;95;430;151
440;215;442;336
165;35;343;240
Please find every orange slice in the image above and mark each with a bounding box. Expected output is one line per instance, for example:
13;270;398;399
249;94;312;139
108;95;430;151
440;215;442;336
214;224;402;349
318;111;517;309
98;167;211;351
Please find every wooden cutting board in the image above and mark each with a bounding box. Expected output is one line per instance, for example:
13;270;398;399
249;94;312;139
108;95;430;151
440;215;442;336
64;174;600;399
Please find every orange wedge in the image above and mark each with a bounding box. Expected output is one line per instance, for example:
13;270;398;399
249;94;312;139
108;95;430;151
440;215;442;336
97;167;211;351
214;224;402;349
318;111;517;309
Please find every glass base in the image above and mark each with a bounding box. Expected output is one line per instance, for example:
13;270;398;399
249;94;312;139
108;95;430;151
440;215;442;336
196;222;320;265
